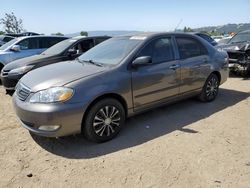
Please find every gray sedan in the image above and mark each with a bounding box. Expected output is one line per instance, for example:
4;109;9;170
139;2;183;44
13;32;229;142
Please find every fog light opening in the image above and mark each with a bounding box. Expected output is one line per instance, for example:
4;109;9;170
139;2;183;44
38;125;60;131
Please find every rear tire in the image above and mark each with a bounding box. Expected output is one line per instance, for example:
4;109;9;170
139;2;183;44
82;98;125;143
198;73;219;102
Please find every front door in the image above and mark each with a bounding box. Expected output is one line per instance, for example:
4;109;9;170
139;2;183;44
132;37;181;110
10;38;42;62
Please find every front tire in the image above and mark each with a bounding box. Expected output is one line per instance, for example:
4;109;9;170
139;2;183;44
83;98;125;143
198;73;219;102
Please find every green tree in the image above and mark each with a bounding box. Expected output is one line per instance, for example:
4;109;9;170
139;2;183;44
52;32;64;36
183;26;193;32
0;31;5;35
0;12;23;33
80;31;88;36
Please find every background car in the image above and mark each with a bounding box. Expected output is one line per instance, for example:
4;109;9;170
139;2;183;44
217;30;250;76
0;35;14;47
217;36;232;45
0;35;68;72
212;36;223;42
13;32;228;142
194;32;218;46
1;36;110;90
5;32;40;37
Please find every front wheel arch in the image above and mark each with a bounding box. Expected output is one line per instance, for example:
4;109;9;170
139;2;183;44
82;97;126;142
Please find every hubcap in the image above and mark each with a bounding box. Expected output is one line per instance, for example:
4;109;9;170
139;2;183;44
93;106;121;137
206;77;219;99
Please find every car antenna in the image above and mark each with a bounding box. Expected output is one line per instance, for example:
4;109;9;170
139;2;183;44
175;19;183;31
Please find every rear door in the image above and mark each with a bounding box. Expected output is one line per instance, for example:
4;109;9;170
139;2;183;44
132;37;181;109
175;37;211;93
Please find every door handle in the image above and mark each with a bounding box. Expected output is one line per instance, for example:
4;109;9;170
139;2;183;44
169;64;180;70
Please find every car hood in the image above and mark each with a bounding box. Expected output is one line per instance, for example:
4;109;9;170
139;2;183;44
216;41;250;52
3;54;57;70
20;60;106;92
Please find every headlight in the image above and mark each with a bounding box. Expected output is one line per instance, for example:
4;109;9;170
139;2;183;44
9;65;34;75
234;46;240;50
29;87;74;103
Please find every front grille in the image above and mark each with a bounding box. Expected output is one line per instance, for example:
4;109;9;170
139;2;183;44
16;83;31;101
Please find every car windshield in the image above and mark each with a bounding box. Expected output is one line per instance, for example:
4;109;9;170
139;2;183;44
229;33;250;43
0;38;18;50
42;39;76;55
78;37;143;66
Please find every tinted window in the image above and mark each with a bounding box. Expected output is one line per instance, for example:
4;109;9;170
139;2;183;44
95;38;108;45
3;37;14;42
0;38;18;50
137;37;174;63
176;37;207;59
17;38;38;50
77;39;94;53
39;37;66;48
197;34;213;43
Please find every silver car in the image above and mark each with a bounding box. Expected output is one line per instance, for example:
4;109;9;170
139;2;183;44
0;35;14;47
13;32;229;142
0;35;68;71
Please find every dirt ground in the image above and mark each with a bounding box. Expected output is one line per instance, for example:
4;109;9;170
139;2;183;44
0;77;250;188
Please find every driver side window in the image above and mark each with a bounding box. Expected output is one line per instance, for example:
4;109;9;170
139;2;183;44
137;37;174;63
69;39;95;55
17;38;38;50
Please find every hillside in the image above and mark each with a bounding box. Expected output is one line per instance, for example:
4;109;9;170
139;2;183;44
193;23;250;34
66;23;250;37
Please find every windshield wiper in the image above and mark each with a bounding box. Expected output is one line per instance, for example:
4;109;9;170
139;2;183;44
80;59;103;67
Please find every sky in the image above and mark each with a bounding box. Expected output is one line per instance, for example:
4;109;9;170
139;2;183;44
1;0;250;35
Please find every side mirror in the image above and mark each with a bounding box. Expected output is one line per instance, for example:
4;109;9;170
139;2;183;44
67;48;77;56
10;45;21;52
132;56;152;67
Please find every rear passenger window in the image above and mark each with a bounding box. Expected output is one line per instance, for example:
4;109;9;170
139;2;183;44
137;37;174;63
39;37;66;48
78;39;95;53
95;38;108;45
3;37;13;42
18;38;38;50
176;37;207;59
48;37;65;47
198;34;213;43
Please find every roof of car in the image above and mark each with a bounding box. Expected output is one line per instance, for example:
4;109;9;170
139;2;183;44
17;35;68;40
120;32;200;39
72;35;110;39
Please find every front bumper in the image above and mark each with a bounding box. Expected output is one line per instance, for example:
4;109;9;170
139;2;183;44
13;93;86;137
0;73;22;90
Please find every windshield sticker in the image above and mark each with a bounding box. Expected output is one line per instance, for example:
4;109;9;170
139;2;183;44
130;36;147;40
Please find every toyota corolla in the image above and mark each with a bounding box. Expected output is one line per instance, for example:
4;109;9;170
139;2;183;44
13;32;229;142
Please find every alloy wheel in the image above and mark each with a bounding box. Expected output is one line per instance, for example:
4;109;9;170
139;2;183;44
93;106;121;137
205;76;219;100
